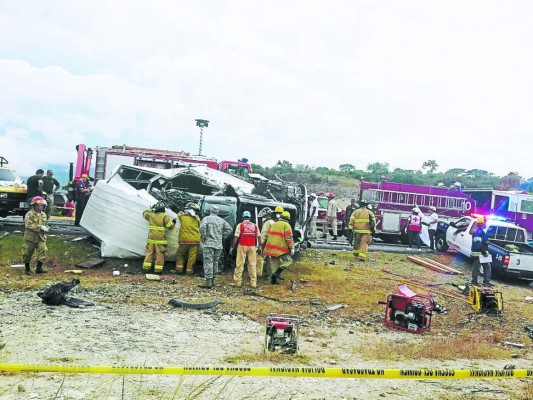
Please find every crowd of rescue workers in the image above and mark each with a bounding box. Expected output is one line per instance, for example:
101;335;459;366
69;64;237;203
19;168;494;289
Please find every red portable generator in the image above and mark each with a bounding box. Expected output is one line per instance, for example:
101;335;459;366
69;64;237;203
382;284;434;334
265;313;299;354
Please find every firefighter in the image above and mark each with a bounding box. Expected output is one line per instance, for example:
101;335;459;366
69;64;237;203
345;198;358;245
232;211;261;288
22;196;50;275
471;216;494;287
322;192;338;240
349;199;376;261
264;211;294;284
176;202;201;274
256;207;274;279
142;201;175;274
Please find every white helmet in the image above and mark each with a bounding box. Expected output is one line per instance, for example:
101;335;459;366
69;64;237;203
309;193;317;198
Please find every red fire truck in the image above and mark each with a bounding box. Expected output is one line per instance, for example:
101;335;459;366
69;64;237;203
76;144;252;183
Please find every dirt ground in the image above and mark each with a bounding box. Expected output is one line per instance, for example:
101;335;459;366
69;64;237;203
0;224;532;400
0;269;531;400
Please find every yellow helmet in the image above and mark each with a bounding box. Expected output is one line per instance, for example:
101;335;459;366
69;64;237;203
274;206;284;213
281;211;290;220
476;216;485;224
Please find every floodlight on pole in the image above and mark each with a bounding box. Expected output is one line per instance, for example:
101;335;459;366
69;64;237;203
195;119;209;155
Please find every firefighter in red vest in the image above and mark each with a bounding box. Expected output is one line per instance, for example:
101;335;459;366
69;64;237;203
407;207;422;251
264;210;294;284
232;210;261;288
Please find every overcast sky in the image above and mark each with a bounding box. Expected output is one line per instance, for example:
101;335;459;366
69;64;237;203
1;1;532;179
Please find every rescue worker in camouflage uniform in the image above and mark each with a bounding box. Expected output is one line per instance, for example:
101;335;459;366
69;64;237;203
41;169;61;220
176;202;201;274
199;205;233;289
142;201;175;274
256;207;274;279
22;196;50;275
232;210;262;288
349;199;376;261
264;210;294;284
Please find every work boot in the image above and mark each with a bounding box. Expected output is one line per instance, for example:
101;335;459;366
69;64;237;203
483;281;494;287
35;261;47;274
199;278;214;289
332;236;337;241
321;234;327;239
178;266;186;275
270;268;284;285
470;281;479;286
24;263;32;275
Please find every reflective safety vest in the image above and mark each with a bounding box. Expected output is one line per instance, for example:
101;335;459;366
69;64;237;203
237;221;259;246
263;220;294;257
349;208;376;234
143;209;174;245
407;214;421;232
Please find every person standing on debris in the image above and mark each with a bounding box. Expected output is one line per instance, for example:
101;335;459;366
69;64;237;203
306;193;319;239
407;207;423;251
256;207;274;279
470;216;494;287
26;169;44;205
264;211;294;284
176;202;201;275
74;174;91;226
231;211;261;288
199;205;233;289
142;201;175;274
349;199;376;261
41;169;61;220
427;206;438;251
345;198;358;245
22;196;50;275
322;192;338;240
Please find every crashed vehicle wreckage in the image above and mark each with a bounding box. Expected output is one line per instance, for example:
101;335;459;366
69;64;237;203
80;163;309;264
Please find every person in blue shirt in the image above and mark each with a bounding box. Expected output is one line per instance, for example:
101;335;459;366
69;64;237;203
470;216;494;287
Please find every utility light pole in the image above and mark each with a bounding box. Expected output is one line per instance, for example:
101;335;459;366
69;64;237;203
195;119;209;155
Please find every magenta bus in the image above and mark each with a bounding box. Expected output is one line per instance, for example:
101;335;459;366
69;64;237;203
358;181;476;244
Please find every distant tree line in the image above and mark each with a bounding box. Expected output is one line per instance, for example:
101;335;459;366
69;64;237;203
251;159;529;192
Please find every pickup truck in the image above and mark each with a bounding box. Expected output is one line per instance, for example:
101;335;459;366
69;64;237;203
435;216;533;280
0;158;29;218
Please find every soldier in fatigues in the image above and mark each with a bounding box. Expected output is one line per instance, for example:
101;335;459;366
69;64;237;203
349;199;376;261
142;201;175;274
199;205;233;289
264;211;294;284
22;196;50;275
257;207;275;279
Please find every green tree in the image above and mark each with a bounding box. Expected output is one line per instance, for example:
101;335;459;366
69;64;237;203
421;160;438;174
339;164;356;173
366;162;390;176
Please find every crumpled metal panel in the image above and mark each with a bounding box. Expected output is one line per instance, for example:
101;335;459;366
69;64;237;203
81;174;179;258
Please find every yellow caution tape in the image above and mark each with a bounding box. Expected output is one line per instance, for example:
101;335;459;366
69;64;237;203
0;364;531;379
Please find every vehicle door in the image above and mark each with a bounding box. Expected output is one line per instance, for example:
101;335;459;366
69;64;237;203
446;217;472;255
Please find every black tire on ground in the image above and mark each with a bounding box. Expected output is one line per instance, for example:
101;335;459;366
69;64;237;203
380;234;400;244
400;225;409;245
435;234;449;252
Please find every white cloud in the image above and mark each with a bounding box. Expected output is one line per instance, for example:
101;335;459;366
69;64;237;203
0;0;532;180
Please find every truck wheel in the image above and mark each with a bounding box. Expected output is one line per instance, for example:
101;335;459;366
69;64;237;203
400;226;409;245
435;234;448;252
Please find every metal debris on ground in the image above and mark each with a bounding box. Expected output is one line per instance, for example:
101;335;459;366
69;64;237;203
326;303;348;311
75;258;106;269
37;279;94;308
145;274;160;281
502;341;524;348
290;280;297;292
64;270;83;274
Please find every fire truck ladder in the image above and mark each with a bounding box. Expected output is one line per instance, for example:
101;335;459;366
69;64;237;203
366;189;469;212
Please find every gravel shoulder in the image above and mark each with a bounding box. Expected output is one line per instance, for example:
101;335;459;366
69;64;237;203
0;283;530;400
